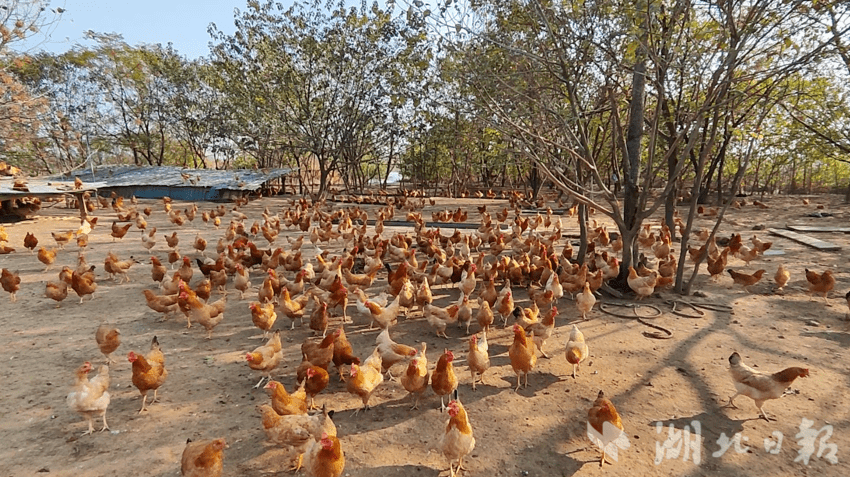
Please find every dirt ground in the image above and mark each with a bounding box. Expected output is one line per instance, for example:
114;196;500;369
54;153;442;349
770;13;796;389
0;192;847;477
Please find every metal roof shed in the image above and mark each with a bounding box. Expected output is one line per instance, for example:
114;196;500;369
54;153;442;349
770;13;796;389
50;165;294;202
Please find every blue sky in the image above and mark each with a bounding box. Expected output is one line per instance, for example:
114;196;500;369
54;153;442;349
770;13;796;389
22;0;253;59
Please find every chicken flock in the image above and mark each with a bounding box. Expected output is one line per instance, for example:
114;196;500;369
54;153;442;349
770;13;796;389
0;190;836;476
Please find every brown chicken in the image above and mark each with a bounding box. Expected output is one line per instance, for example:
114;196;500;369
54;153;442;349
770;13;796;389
346;347;383;415
302;432;345;477
66;361;110;436
296;361;330;409
309;300;330;337
774;264;790;291
234;263;251;298
37;246;57;271
475;298;494;331
508;324;536;391
95;324;121;363
280;288;312;329
627;266;656;299
246;330;283;388
467;333;490;390
165;231;180;248
150;256;167;284
576;281;596;320
707;247;729;280
587;390;626;467
424;302;459;339
375;328;417;377
23;232;38;253
181;438;226;477
52;230;73;249
332;326;360;382
104;251;138;283
431;349;458;410
401;343;429;410
259;404;336;472
494;289;515;327
71;266;97;303
805;268;835;303
1;268;21;302
128;336;168;413
143;289;179;319
266;380;308;416
178;256;194;284
727;269;766;293
565;324;589;378
301;332;338;370
726;352;809;421
110;221;132;241
250;301;278;339
181;291;227;338
45;279;69;307
528;306;557;358
440;397;475;477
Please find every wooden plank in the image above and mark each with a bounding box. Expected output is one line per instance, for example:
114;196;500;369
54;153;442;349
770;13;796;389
768;228;841;251
786;225;850;233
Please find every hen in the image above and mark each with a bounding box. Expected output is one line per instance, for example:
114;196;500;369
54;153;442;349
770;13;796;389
375;328;417;378
431;349;458;410
182;291;227;338
280;288;311;329
45;279;68;307
401;344;429;410
302;432;345;477
773;264;790;291
627;266;656;300
142;289;179;319
246;330;283;388
528;306;557;358
128;336;168;413
259;404;336;472
726;352;809;421
440;397;475;477
71;265;97;303
364;293;402;330
508;324;536;391
296;362;330;409
805;268;835;303
37;246;57;271
181;438;226;477
265;380;308;416
587;390;626;468
332;326;360;382
727;269;766;293
467;332;490;390
565;324;589;378
346;347;384;415
1;268;21;302
424;302;459;339
66;361;110;435
249;301;277;339
95;324;121;363
301;332;338;370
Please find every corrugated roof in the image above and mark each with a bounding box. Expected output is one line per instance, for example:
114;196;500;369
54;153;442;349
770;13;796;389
49;165;294;191
0;177;98;198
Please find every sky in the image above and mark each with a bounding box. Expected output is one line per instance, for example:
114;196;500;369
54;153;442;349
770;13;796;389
22;0;254;59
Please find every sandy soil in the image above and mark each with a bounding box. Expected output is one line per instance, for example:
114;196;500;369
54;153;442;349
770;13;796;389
0;193;847;477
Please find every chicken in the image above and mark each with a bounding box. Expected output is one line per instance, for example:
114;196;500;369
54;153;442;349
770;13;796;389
302;432;345;477
45;279;68;307
259;404;336;472
458;264;477;297
37;246;57;271
178;256;194;284
194;278;212;302
128;336;168;413
494;289;515;327
565;324;589;378
280;288;311;329
346;347;384;415
774;264;790;291
424;302;459;339
309;300;330;337
375;328;417;377
249;301;277;339
95;324;121;363
181;438;226;477
52;230;73;249
431;349;458;411
23;231;38;253
266;380;308;416
110;221;132;241
456;294;474;333
587;390;626;468
182;291;227;338
70;266;97;303
440;397;475;477
576;282;596;320
143;289;179;319
706;247;729;281
401;343;429;410
726;352;809;421
193;234;207;255
475;298;494;331
543;271;564;301
805;268;835;303
362;292;402;330
528;306;557;358
301;331;338;370
727;269;766;293
165;231;179;248
508;324;537;392
234;264;251;299
627;266;656;299
168;248;182;269
246;330;283;388
332;326;360;382
66;361;110;435
296;362;330;410
150;257;167;284
104;251;138;283
467;333;490;390
1;268;21;302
